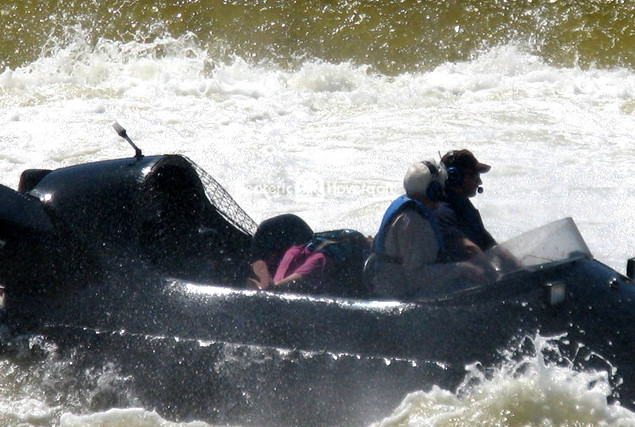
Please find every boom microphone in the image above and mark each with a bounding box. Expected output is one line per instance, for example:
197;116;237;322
477;187;484;194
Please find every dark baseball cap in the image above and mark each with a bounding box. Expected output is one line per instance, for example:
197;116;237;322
441;149;491;173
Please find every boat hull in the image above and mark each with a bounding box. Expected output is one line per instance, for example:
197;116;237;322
6;255;634;423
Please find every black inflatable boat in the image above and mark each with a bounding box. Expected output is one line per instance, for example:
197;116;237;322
0;143;633;424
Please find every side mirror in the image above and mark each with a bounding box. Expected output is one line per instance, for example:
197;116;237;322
627;257;635;280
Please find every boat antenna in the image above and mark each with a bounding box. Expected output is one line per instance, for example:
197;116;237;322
112;122;143;159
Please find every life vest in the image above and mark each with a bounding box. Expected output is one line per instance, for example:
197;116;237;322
306;229;371;297
371;194;445;265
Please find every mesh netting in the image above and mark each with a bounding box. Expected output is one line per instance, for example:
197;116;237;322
185;157;257;236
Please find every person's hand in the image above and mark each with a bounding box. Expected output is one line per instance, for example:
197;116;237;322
248;276;274;290
458;261;489;285
499;251;523;271
466;251;503;281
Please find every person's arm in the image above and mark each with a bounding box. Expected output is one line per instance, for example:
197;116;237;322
460;237;483;259
250;259;274;289
248;260;305;290
274;272;304;288
393;212;486;298
273;251;327;291
436;203;486;261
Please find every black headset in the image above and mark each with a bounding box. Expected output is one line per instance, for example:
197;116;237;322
444;151;463;188
422;161;445;202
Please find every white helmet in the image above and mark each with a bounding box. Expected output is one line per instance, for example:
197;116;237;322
403;159;447;201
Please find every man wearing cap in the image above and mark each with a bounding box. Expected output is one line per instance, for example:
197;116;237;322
366;159;488;300
440;149;497;252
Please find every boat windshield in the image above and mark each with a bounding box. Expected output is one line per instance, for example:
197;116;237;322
484;217;592;276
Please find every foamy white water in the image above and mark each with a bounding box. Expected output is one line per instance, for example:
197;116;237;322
373;335;635;426
1;36;632;271
1;34;634;425
1;334;633;426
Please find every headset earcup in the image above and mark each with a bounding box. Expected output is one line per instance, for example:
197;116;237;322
426;181;443;202
446;166;462;187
